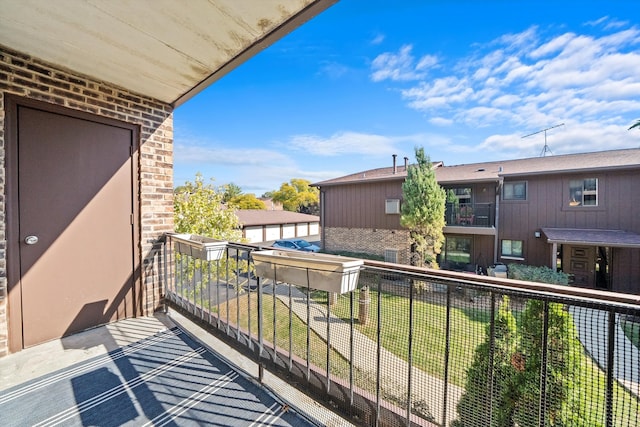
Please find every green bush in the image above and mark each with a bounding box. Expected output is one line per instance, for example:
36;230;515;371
452;296;519;427
454;265;593;426
507;264;569;285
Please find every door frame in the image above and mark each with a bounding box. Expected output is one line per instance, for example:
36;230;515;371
5;95;141;353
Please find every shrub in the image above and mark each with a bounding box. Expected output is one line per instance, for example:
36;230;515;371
454;264;592;426
507;264;569;285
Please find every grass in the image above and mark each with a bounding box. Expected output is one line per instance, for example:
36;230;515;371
313;290;639;426
217;290;352;379
312;288;487;388
206;286;639;425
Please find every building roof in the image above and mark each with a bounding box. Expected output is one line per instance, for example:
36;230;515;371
313;161;444;187
313;149;640;187
542;228;640;248
236;210;319;227
0;0;336;107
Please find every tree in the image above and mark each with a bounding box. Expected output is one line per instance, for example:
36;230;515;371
229;193;266;209
174;173;242;241
400;147;446;268
452;297;519;427
454;265;594;427
221;182;243;204
270;178;319;213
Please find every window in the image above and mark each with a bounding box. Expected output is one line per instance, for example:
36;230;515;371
384;249;398;263
503;181;527;200
385;199;400;214
502;240;523;258
442;237;472;268
569;178;597;206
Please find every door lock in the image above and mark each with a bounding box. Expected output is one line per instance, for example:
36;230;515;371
24;235;39;245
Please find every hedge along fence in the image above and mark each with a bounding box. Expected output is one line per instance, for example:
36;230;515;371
507;263;570;285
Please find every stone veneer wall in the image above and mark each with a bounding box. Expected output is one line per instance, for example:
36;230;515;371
0;47;174;356
324;227;411;264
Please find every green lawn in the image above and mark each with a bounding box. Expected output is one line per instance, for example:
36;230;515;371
314;289;639;426
210;287;638;425
313;289;487;388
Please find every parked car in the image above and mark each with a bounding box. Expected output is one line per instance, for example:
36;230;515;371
272;239;320;252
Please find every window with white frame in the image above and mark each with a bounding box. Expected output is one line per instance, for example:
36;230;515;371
569;178;598;206
503;181;527;200
501;239;523;258
385;199;400;214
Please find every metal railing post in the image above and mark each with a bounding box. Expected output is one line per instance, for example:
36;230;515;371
288;282;293;373
442;284;451;426
326;290;331;395
606;309;615;427
487;292;496;424
257;272;264;383
406;276;414;425
538;300;550;427
375;277;382;427
349;289;354;409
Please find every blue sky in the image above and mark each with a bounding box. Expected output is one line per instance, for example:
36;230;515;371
174;0;640;196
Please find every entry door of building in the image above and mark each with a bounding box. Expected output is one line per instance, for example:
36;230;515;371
563;245;595;288
8;100;137;349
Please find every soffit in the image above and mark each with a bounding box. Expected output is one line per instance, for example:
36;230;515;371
0;0;336;106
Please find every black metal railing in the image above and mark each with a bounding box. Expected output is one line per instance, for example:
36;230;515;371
163;235;640;427
445;202;494;227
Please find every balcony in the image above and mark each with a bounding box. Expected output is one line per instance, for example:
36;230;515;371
2;237;638;426
163;236;640;426
444;202;495;235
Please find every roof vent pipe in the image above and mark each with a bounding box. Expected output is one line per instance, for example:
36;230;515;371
392;154;397;174
404;156;409;170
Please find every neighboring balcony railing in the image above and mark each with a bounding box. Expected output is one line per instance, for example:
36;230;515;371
163;235;640;427
445;202;494;227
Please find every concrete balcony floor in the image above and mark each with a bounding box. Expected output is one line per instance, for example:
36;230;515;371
0;311;355;427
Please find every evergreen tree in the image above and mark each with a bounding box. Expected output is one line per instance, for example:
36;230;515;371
400;147;446;268
452;297;520;427
454;265;594;427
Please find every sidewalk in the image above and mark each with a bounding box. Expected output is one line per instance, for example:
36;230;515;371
570;306;640;396
265;283;463;425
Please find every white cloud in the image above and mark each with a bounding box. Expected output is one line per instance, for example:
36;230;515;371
286;131;431;156
370;44;438;82
429;117;453;126
318;61;351;79
375;21;640;151
371;33;385;45
177;144;281;164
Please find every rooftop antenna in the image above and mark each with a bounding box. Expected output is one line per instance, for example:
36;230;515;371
521;123;565;157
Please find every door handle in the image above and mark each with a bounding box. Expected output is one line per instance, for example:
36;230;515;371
24;235;39;245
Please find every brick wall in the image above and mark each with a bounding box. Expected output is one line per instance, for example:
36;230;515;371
0;47;174;356
324;227;412;264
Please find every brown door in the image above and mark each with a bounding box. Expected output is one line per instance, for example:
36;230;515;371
7;98;138;349
563;245;595;288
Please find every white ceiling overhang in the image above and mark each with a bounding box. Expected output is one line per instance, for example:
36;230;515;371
0;0;337;106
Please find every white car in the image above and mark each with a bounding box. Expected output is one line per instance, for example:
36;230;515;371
272;239;320;252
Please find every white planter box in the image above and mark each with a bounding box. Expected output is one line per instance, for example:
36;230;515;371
252;250;363;294
172;234;227;261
